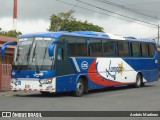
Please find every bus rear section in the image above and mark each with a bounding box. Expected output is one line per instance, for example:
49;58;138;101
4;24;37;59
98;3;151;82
53;34;158;96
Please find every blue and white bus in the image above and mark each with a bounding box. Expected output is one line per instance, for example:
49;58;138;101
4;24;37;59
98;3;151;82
1;31;159;96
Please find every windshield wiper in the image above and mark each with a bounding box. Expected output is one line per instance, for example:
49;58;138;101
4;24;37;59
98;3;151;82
16;53;27;72
16;44;32;73
32;44;40;72
33;53;40;73
40;46;48;70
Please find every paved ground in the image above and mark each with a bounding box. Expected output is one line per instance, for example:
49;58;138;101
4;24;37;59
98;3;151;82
0;80;160;120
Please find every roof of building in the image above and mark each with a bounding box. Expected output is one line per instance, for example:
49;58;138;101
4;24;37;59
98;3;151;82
0;36;16;49
0;36;17;42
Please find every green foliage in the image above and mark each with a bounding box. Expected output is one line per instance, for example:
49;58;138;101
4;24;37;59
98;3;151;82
49;10;104;32
49;10;75;31
62;20;104;32
0;28;22;37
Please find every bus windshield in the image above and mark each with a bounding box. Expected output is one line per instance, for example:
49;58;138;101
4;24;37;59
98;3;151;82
14;37;55;70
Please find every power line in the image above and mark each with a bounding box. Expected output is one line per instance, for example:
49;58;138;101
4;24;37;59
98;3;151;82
75;0;157;27
105;0;159;15
56;0;158;29
56;0;157;28
110;0;160;16
56;0;135;23
127;1;160;6
109;0;129;5
96;0;159;20
125;8;158;14
71;1;79;11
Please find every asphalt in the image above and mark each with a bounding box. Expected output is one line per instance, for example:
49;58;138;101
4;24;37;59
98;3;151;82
0;79;160;120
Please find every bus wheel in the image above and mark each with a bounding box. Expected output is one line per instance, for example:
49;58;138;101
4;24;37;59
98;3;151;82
135;74;142;88
73;78;85;97
141;82;145;87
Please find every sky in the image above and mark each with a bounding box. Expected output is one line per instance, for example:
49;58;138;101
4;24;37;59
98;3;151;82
0;0;160;38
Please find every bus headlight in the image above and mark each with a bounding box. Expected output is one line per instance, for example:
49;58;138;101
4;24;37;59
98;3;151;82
39;79;52;84
11;79;18;84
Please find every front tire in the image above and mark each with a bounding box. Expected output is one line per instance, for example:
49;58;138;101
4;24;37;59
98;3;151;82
73;78;85;97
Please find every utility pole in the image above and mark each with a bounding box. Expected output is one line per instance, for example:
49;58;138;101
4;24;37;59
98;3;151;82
158;25;160;47
13;0;17;30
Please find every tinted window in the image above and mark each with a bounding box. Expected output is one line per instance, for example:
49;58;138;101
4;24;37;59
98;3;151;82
117;41;129;57
77;39;87;56
67;37;87;57
149;43;156;57
103;40;115;57
131;42;140;57
89;39;102;57
141;43;149;57
67;38;77;56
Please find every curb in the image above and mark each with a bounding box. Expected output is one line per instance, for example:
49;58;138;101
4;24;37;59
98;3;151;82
0;91;13;96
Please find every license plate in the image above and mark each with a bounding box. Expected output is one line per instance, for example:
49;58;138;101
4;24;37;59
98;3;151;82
25;84;31;89
18;80;21;85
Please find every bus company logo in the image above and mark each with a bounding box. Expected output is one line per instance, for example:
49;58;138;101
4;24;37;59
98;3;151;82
12;71;16;76
33;72;44;77
106;61;124;80
117;62;124;76
81;61;89;70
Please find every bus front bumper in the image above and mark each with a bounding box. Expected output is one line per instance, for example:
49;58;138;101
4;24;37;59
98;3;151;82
10;78;56;92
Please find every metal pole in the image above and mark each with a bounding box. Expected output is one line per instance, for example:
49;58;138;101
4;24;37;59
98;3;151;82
158;25;159;47
13;0;17;30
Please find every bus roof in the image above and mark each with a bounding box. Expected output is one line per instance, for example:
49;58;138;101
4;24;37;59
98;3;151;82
19;31;156;43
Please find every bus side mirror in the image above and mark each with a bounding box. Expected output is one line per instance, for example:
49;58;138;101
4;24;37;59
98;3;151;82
48;41;57;57
1;41;17;58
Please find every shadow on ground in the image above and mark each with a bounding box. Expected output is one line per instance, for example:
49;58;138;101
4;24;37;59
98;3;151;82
12;84;156;98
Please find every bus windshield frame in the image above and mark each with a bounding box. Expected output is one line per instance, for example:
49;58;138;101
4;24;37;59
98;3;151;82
13;37;55;71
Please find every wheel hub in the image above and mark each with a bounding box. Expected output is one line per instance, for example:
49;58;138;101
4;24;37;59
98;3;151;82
77;83;83;93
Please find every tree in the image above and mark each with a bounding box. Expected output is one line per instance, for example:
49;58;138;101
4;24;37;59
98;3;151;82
62;20;104;32
0;28;22;37
49;10;75;31
49;11;104;32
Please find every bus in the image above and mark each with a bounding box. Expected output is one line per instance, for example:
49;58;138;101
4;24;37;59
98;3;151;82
1;31;159;97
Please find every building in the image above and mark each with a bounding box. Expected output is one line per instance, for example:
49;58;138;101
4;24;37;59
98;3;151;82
0;36;16;91
0;36;16;64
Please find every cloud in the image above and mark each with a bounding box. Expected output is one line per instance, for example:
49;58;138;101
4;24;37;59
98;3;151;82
0;0;14;17
0;0;159;38
76;14;157;38
1;0;75;20
18;19;50;34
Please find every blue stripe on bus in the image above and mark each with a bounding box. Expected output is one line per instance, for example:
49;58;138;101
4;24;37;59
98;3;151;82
11;70;56;79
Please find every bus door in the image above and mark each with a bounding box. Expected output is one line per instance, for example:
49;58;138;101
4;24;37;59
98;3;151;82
56;45;74;76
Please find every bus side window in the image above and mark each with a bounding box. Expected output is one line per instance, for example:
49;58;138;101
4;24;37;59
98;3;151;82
66;37;87;57
67;38;77;57
141;43;149;58
89;39;102;57
149;43;156;58
131;42;141;57
117;41;129;57
77;39;87;56
57;47;64;60
103;40;115;57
